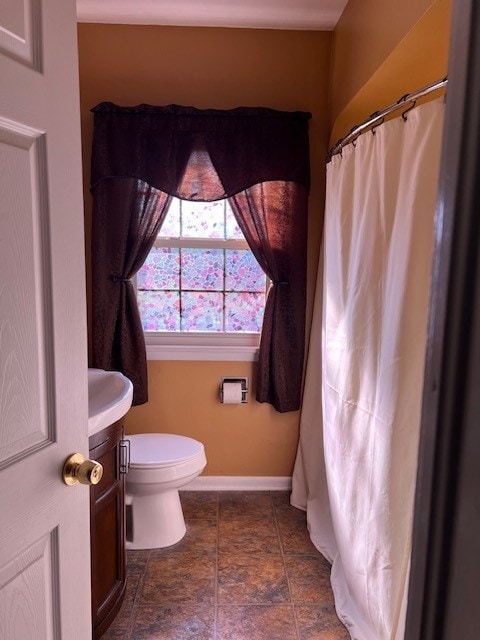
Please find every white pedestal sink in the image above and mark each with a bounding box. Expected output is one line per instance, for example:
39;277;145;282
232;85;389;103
88;368;133;436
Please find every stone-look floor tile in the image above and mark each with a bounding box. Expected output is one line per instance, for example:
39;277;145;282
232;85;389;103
140;555;216;605
217;605;298;640
295;605;350;640
273;494;308;523
219;491;274;520
127;549;151;573
180;491;219;521
277;517;318;555
271;491;293;510
101;628;130;639
150;519;217;556
109;572;141;629
285;556;334;605
105;493;342;639
130;604;215;640
219;516;281;555
218;555;290;604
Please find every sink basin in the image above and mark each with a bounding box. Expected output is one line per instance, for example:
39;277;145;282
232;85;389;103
88;368;133;436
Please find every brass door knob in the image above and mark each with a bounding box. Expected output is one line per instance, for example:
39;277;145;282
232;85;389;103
63;453;104;486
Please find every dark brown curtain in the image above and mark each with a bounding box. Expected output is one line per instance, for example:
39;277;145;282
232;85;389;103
90;103;311;411
229;182;308;412
91;178;170;405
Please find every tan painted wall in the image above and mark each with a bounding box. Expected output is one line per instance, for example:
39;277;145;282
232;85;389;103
330;0;452;144
77;24;332;476
330;0;434;124
130;361;300;476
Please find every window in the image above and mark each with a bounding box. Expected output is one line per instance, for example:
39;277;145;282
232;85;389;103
136;197;268;359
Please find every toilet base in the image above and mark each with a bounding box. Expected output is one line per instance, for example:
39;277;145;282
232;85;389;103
126;488;186;549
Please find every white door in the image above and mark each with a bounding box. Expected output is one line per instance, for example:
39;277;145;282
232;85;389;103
0;0;91;638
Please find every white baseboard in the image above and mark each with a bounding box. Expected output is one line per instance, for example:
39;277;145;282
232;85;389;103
185;476;292;491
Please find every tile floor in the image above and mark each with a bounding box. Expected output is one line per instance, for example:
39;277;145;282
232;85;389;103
103;491;349;640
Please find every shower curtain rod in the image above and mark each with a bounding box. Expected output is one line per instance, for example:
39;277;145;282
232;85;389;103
326;77;448;162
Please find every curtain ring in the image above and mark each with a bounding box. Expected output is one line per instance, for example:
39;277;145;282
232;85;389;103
402;100;416;121
272;280;288;286
371;117;385;136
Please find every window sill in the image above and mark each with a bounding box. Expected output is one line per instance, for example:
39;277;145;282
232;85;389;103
146;344;258;361
145;333;259;362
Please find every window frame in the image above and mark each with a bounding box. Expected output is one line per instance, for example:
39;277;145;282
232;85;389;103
135;201;268;361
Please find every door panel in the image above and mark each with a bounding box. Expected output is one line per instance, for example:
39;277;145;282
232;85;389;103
0;121;53;467
0;0;41;69
0;0;91;638
0;533;60;638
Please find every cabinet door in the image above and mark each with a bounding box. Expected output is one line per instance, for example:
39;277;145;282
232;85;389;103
90;422;126;638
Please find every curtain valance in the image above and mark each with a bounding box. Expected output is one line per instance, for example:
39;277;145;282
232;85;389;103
90;103;311;198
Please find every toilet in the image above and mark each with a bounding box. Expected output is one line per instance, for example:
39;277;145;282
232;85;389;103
125;433;206;549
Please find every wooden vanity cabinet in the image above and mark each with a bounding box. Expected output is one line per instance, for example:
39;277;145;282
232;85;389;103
89;420;127;639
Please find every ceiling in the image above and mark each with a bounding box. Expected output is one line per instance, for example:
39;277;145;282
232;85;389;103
76;0;349;31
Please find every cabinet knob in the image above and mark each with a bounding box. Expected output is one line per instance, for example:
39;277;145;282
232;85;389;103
62;453;104;486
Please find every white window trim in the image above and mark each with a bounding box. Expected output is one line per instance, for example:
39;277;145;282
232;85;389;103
145;332;260;361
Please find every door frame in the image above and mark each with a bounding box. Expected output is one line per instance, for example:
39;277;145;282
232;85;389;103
405;0;480;638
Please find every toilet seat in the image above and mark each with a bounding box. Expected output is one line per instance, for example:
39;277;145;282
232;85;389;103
127;433;207;487
129;434;205;468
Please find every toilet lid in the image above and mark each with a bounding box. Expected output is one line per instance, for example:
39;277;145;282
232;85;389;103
128;433;204;467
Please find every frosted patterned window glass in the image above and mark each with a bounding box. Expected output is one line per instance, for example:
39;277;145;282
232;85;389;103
181;249;224;291
181;292;223;331
138;291;180;331
137;248;179;290
225;201;243;239
137;197;267;333
158;198;180;237
225;292;265;332
181;200;224;238
225;250;265;292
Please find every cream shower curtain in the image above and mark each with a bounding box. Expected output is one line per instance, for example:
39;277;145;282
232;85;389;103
292;99;445;640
